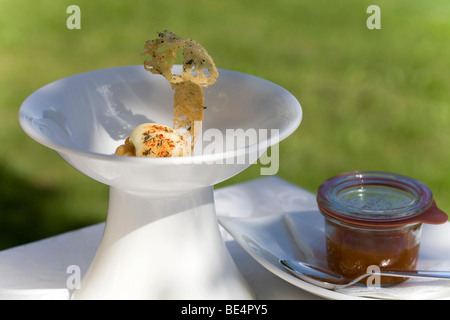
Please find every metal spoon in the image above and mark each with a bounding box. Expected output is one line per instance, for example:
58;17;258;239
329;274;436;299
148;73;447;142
280;259;450;290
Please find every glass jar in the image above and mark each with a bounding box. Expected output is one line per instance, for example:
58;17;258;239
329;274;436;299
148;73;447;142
317;171;448;286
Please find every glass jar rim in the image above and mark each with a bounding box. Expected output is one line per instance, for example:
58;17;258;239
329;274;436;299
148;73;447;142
317;171;447;227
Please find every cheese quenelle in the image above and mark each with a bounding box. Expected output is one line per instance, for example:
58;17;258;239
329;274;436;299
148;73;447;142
115;123;191;157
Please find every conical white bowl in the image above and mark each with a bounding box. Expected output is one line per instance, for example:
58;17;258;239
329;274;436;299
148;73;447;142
19;65;302;299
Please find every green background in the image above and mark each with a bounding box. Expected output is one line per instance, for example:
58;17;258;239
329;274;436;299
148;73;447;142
0;0;449;250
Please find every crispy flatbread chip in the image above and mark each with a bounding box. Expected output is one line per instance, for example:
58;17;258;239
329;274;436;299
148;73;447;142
143;30;218;87
143;30;185;83
142;30;218;149
172;81;204;128
181;39;218;87
171;80;204;147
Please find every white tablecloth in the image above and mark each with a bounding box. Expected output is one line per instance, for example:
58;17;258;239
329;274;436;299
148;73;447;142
0;176;323;300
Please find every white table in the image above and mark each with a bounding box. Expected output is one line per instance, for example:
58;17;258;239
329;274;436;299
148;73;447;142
0;176;329;300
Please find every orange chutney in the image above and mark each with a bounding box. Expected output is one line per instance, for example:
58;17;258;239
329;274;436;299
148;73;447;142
317;171;447;287
325;218;421;285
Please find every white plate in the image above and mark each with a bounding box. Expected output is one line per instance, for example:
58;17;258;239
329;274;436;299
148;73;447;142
219;211;450;300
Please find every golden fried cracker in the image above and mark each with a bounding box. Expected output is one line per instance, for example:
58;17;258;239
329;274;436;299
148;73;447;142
142;30;218;147
172;81;205;147
181;39;218;87
142;30;185;83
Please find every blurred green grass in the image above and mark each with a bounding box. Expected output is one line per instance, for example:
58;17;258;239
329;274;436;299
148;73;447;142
0;0;449;250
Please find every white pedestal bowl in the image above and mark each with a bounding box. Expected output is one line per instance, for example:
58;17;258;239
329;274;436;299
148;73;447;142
19;65;302;299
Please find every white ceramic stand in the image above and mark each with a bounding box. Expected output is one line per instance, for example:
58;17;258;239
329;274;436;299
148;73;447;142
72;186;253;299
19;65;302;300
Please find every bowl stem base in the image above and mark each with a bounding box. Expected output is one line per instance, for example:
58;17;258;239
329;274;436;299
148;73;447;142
71;185;254;299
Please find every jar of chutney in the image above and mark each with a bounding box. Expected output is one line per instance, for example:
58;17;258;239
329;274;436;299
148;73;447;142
317;171;448;286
